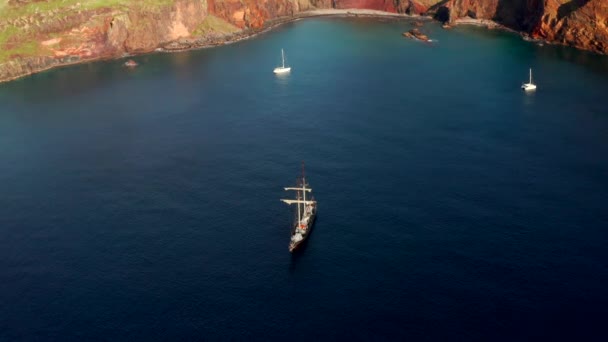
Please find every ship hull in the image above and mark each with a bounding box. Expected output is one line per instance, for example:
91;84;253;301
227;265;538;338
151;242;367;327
289;210;316;253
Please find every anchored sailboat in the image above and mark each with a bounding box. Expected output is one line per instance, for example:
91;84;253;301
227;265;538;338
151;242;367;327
273;49;291;74
281;164;316;252
522;68;537;91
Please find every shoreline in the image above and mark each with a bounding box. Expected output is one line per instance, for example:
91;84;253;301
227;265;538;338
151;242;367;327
450;17;557;48
1;9;421;84
155;9;422;54
451;18;507;29
0;9;581;84
451;18;521;36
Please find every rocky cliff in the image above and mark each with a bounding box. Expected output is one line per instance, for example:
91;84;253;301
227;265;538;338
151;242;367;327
0;0;607;83
531;0;608;55
0;0;207;81
208;0;297;28
0;0;299;82
332;0;396;13
421;0;608;54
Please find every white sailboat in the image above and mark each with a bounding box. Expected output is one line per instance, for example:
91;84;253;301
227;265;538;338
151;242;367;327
521;68;537;91
273;49;291;74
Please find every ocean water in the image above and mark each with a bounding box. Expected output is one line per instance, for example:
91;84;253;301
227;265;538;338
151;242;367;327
1;18;608;341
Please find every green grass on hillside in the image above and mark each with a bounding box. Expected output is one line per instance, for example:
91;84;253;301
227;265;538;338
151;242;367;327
0;0;175;20
0;25;39;62
0;0;178;63
193;15;240;36
0;40;43;62
0;1;241;64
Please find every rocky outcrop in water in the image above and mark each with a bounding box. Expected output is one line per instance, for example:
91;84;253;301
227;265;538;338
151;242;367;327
403;28;430;41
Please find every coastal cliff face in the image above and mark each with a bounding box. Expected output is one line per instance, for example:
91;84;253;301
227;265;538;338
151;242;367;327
531;0;608;55
332;0;396;13
426;0;539;30
423;0;608;54
0;0;215;81
0;0;607;82
208;0;297;28
0;0;309;81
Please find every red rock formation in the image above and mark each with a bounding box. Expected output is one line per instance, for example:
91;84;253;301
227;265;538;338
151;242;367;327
440;0;499;20
424;0;608;54
122;0;208;52
310;0;333;8
407;1;432;15
208;0;297;28
332;0;397;13
531;0;608;55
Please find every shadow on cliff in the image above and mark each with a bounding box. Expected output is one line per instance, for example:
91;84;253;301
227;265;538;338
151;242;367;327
427;0;450;23
557;0;591;21
494;0;545;33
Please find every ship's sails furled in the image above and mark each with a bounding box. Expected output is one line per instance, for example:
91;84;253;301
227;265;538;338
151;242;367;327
281;164;317;252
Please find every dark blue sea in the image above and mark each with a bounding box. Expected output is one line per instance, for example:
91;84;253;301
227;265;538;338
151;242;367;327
1;18;608;341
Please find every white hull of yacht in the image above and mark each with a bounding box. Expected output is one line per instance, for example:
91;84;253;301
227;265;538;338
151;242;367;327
273;67;291;74
522;68;537;91
522;83;537;91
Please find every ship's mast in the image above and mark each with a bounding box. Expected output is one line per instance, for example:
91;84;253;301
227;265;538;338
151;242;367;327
301;162;306;210
296;190;301;227
281;49;285;68
281;163;314;228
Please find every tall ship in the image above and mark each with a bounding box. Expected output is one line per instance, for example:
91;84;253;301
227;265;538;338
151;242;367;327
281;164;317;252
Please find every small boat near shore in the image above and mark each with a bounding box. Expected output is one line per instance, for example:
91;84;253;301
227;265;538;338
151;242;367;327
124;59;138;67
281;164;317;253
273;49;291;74
522;68;537;91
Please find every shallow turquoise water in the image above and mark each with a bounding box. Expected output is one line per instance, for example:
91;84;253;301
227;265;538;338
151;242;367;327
1;18;608;340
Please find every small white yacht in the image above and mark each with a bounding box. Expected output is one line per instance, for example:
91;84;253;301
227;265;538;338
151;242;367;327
521;68;537;91
273;49;291;74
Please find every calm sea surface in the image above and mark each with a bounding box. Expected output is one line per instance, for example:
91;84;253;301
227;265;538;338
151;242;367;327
1;18;608;341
